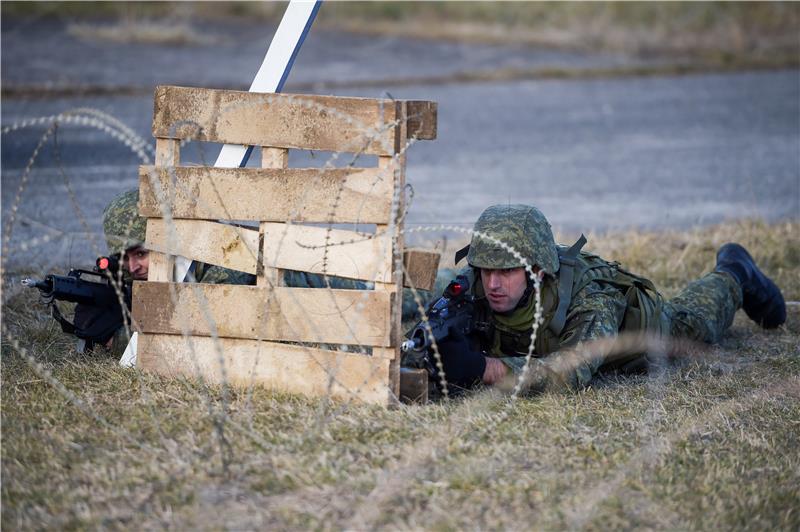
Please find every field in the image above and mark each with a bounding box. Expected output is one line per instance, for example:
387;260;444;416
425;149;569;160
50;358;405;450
3;219;798;529
4;2;799;65
2;1;798;528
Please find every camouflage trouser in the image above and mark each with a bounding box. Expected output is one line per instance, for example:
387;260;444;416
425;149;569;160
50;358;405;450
593;271;743;378
663;271;743;344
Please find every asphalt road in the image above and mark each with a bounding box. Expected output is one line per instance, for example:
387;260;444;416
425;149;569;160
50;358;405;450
2;16;798;271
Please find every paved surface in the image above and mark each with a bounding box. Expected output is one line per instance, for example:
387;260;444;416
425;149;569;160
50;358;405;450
2;16;798;272
1;17;660;92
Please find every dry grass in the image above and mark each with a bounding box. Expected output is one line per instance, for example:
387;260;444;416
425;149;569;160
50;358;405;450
66;20;219;47
3;219;799;530
6;2;799;64
320;2;800;61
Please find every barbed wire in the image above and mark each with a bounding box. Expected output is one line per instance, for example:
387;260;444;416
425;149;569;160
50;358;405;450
1;96;468;455
1;94;794;529
121;96;424;459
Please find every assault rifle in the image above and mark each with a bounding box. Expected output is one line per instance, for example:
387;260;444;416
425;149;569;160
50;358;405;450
22;255;132;352
401;274;475;375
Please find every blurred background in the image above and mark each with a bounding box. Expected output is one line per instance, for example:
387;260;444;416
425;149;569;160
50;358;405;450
2;1;798;270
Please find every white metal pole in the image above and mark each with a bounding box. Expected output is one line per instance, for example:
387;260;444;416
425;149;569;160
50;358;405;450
214;0;322;168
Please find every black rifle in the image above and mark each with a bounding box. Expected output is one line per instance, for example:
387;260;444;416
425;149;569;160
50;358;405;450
22;255;132;351
401;274;475;376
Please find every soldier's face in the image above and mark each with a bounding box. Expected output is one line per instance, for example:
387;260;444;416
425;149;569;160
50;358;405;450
481;267;528;313
125;246;150;281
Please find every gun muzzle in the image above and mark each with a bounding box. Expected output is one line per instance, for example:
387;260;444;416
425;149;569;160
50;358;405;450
21;277;52;292
401;337;425;354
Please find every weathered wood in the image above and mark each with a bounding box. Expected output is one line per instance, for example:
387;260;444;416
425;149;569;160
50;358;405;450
143;214;439;286
132;282;392;346
152;86;435;155
146;138;181;282
147;253;174;282
403;249;441;291
138;166;393;224
261;146;289;168
372;105;406;396
155;137;180;166
406;101;438;140
259;147;290;289
137;334;395;405
136;87;438;407
145;219;259;275
399;368;428;404
261;223;393;283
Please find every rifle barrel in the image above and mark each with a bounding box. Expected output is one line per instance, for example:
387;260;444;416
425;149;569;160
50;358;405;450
21;278;52;292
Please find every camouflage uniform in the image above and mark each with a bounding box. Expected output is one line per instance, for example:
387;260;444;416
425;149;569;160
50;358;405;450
459;204;743;390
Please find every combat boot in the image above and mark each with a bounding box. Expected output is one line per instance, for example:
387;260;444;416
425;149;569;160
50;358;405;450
715;243;786;329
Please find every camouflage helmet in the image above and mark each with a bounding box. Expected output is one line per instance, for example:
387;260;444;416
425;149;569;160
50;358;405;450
466;204;559;275
103;189;146;254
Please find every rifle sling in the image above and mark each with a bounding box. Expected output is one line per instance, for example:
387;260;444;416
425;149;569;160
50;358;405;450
51;304;76;335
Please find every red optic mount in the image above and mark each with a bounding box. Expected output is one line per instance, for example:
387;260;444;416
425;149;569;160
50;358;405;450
95;255;120;275
446;281;464;297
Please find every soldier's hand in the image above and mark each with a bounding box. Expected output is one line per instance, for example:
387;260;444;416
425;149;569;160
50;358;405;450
496;358;572;395
523;359;572;394
436;332;486;388
482;357;509;385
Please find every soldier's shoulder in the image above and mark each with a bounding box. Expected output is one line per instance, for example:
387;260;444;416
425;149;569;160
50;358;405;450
195;264;256;285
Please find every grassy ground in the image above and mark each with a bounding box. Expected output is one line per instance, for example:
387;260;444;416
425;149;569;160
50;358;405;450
3;219;799;529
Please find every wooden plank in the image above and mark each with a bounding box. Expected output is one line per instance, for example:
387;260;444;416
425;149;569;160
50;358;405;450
137;334;394;405
406;101;437;140
146;138;180;282
132;282;392;346
152;85;413;155
261;146;289;168
138;166;393;224
147;253;173;282
403;249;441;291
145;219;259;275
144;215;439;288
372;102;406;397
155;137;180;166
400;368;428;404
261;223;392;284
260;147;289;289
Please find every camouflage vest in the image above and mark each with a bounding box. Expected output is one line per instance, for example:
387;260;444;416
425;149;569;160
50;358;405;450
470;236;666;357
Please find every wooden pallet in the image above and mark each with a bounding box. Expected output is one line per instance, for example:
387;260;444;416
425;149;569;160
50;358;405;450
132;86;438;406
